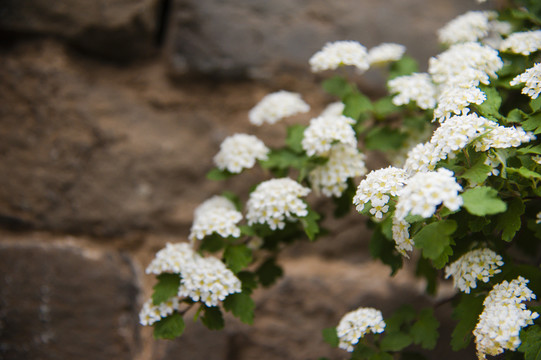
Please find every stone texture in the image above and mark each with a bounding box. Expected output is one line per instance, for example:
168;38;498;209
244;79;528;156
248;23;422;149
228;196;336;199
169;0;491;78
0;0;159;60
0;238;140;360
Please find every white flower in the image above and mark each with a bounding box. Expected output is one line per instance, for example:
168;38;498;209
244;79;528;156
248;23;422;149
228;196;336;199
309;41;370;73
309;144;367;197
139;297;180;326
388;73;437;110
367;43;406;66
510;63;541;99
473;125;535;151
189;196;243;241
246;178;311;230
392;217;414;257
438;11;497;45
500;30;541;55
433;82;486;121
302;115;357;157
536;211;541;224
337;307;386;352
249;90;310;126
444;248;504;293
429;42;503;86
474;277;539;359
320;102;345;117
353;166;408;218
146;242;197;275
214;133;269;173
395;168;463;220
403;142;440;174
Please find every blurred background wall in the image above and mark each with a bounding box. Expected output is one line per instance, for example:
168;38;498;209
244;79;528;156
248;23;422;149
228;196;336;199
0;1;488;359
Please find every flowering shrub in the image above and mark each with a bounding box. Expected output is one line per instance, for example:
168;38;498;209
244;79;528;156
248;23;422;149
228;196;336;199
141;0;541;358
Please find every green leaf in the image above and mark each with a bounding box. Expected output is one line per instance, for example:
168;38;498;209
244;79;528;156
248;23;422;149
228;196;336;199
460;154;491;184
370;226;403;275
518;144;541;155
531;96;541;112
301;207;321;241
206;168;235;180
413;220;457;261
152;273;181;306
256;258;283;287
351;343;376;360
237;271;258;294
415;256;438;295
461;186;507;216
322;327;339;347
221;191;242;211
223;244;252;273
477;86;502;118
153;312;185;339
371;352;394;360
199;234;225;253
373;96;399;119
223;292;255;324
519;325;541;360
385;305;416;333
260;148;308;171
495;197;525;242
431;245;454;269
522;113;541;133
200;306;225;330
410;308;439;350
333;179;356;217
364;127;407;151
389;55;419;79
507;108;527;124
343;92;373;120
509;166;541;180
451;293;484;351
286;124;307;153
322;76;356;98
380;332;412;352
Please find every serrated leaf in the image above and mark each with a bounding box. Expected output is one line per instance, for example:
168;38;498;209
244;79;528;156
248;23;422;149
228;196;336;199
351;343;376;360
415;256;438;295
373;96;399;118
364;127;407;151
322;76;356;98
322;327;339;347
460;154;491;184
522;113;541;133
223;244;252;273
511;166;541;179
380;332;412;352
518;144;541;155
333;179;356;217
389;55;419;79
432;244;454;269
206;168;235;180
410;308;439;350
256;258;283;287
519;325;541;360
301;207;321;241
385;305;416;333
531;96;541;112
451;293;484;351
236;271;258;294
152;273;181;306
413;220;457;261
223;292;255;324
199;234;225;253
461;186;507;216
153;312;185;339
370;226;403;275
507;108;527;124
286;124;307;153
477;85;502;117
260;148;308;171
495;197;525;242
343;92;373;120
200;306;225;330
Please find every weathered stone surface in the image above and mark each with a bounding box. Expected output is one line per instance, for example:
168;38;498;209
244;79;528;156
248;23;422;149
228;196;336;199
169;0;491;78
0;238;140;360
0;0;159;60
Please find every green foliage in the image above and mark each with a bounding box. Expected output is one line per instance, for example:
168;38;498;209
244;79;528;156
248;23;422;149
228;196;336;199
459;154;492;185
461;186;507;216
223;292;255;324
344;92;373;120
412;220;456;266
224;244;252;273
236;271;259;294
495;197;525;242
322;327;339;347
364;127;407;151
410;308;439;350
301;206;321;241
200;305;225;330
389;55;419;79
152;273;181;306
286;124;307;153
451;293;485;351
370;225;403;275
206;167;235;180
256;258;283;287
477;85;502;118
322;76;356;98
154;312;185;339
519;325;541;360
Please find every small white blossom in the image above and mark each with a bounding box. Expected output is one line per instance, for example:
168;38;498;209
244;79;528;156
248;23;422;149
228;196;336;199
473;125;535;151
139;297;180;326
302;115;357;157
388;73;437;110
403;142;440;174
189;196;243;241
353;166;408;219
444;248;504;293
214;133;269;173
246;178;311;230
336;307;386;352
474;277;539;359
438;11;497;45
146;242;197;275
309;144;367;197
395;168;463;220
249;91;310;126
367;43;406;66
510;63;541;99
392;217;414;257
500;30;541;55
309;41;370;73
433;82;486;121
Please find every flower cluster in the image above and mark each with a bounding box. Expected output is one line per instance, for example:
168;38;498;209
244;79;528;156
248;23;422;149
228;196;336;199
189;196;243;241
437;11;497;45
301;115;357;156
309;144;367;197
353;166;408;219
249;90;310;125
336;307;386;352
395;168;462;220
309;41;370;73
474;277;539;359
145;242;242;308
214;133;269;173
320;102;345;117
387;73;437;110
392;217;413;257
500;30;541;55
474;124;535;152
246;178;311;230
139;297;180;326
444;248;504;293
510;63;541;99
433;82;486;121
367;43;406;66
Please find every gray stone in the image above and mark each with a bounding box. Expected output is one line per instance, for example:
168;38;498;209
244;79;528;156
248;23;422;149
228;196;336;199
0;239;140;360
169;0;491;78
